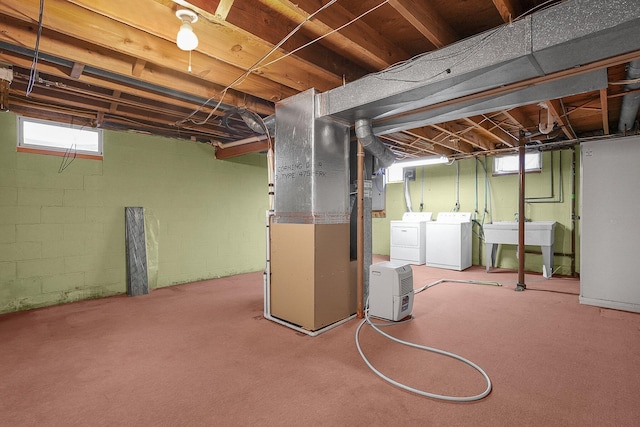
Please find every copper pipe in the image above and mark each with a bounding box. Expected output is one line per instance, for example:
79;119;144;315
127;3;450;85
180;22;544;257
571;147;577;277
517;131;526;291
356;141;365;318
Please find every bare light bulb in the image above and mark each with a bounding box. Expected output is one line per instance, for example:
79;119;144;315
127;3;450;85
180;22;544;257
177;23;198;51
175;10;199;51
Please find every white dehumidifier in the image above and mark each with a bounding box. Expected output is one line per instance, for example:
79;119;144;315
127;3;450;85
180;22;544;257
369;261;414;321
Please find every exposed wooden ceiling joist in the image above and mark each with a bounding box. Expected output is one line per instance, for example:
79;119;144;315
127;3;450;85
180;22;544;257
462;116;510;148
256;0;410;70
0;3;294;103
65;0;314;95
491;0;519;23
387;0;459;48
600;88;610;135
0;0;636;159
215;139;270;159
171;0;369;84
69;62;85;79
215;0;236;20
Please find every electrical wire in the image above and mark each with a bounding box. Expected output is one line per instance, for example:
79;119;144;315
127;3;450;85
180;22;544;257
253;0;390;72
26;0;45;97
58;144;77;173
176;0;341;127
355;281;496;402
370;0;561;84
175;0;562;134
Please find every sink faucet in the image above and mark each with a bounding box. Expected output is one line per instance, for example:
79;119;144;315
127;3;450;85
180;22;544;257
514;213;531;222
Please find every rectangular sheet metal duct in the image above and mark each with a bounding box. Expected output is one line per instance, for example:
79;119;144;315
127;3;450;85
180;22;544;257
316;0;640;126
273;89;349;224
373;69;608;135
271;89;353;332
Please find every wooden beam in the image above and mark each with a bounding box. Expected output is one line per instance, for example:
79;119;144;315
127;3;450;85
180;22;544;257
0;49;274;117
214;0;235;20
502;108;536;132
0;14;277;113
11;80;235;140
114;0;343;91
377;49;640;137
257;0;410;70
399;129;454;156
404;126;473;154
179;0;368;83
608;87;640;98
0;79;10;111
491;0;518;23
388;0;458;48
429;124;477;153
381;131;452;157
215;140;270;159
109;90;121;113
464;116;515;147
1;0;302;99
132;59;147;78
599;88;610;134
70;62;85;79
465;116;518;147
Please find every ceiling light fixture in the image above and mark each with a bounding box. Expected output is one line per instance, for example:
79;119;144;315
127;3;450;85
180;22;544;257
385;155;450;182
176;10;199;51
393;155;450;167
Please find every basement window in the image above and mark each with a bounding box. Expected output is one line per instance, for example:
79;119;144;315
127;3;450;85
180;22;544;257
493;152;541;175
17;116;103;160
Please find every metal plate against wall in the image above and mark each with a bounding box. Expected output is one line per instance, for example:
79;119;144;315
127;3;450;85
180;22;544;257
125;206;149;296
274;89;349;224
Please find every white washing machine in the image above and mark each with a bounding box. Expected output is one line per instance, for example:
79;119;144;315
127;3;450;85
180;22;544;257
390;212;432;265
425;212;472;271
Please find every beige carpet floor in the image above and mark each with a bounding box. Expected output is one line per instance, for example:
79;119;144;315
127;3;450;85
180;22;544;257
1;259;639;426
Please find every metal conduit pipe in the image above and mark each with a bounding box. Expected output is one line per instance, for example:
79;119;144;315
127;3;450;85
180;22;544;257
356;142;365;319
239;111;276;135
354;118;396;169
0;42;234;110
403;175;413;212
618;59;640;134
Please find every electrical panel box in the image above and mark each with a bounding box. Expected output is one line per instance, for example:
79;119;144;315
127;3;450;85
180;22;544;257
369;261;414;321
404;167;416;181
371;173;385;211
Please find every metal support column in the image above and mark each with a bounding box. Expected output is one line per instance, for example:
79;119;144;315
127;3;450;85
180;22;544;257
356;142;365;318
516;131;526;292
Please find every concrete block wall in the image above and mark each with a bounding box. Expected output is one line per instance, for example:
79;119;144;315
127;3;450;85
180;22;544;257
0;112;268;313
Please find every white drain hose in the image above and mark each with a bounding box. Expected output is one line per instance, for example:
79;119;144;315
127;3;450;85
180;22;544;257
355;283;494;402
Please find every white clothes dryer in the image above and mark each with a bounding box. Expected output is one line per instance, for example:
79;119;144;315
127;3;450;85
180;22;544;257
390;212;433;265
425;212;472;271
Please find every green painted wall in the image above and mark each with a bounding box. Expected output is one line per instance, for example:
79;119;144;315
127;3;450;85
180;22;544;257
373;150;580;276
0;112;268;313
0;106;581;312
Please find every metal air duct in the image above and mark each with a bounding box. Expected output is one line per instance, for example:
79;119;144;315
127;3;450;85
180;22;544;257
316;0;640;130
354;118;396;168
617;59;640;134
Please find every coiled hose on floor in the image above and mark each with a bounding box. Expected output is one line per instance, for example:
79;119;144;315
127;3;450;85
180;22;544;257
355;280;496;402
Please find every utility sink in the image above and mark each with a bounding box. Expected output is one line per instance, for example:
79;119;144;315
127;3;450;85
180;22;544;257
484;221;557;277
484;221;556;246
